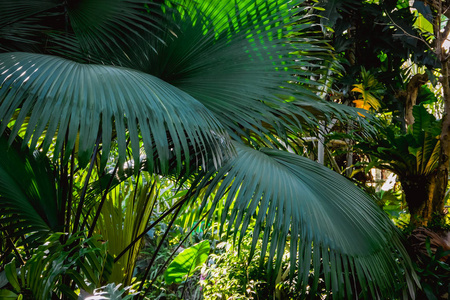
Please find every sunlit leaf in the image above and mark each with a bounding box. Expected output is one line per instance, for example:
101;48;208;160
164;240;210;284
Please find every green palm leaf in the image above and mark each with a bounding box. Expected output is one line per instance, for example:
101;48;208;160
0;130;60;243
197;142;417;298
66;0;165;59
0;0;58;52
0;52;230;172
95;175;158;286
0;0;166;60
109;0;330;142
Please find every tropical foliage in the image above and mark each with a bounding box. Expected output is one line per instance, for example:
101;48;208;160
0;0;429;299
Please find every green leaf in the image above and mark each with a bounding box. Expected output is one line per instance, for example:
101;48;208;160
96;176;157;286
0;0;167;61
408;146;420;156
67;0;164;58
413;13;433;34
164;240;210;284
0;130;60;241
4;260;20;293
116;0;340;142
422;282;438;300
196;142;418;298
412;105;435;134
0;290;19;299
0;0;58;52
0;52;231;172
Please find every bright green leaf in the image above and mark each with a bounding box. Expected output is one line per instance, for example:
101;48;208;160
164;240;210;284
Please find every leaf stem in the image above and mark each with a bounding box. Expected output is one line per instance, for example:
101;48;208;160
72;134;101;234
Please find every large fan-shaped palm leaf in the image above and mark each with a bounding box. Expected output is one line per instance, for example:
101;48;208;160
0;52;229;172
0;0;166;59
196;142;418;298
98;0;342;143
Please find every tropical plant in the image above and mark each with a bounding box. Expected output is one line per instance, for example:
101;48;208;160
408;227;450;300
0;0;419;299
311;0;450;226
1;232;113;299
352;67;383;112
354;105;442;225
201;237;270;300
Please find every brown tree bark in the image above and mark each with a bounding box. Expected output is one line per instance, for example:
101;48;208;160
402;175;436;226
405;73;429;126
430;59;450;225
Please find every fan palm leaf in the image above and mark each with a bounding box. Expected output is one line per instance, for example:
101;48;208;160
106;0;336;143
195;142;417;298
0;0;166;60
0;0;419;298
0;52;230;172
0;0;58;52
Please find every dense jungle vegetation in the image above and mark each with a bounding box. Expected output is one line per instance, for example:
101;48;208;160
0;0;449;299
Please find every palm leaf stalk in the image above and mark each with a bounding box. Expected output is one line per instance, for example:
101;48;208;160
0;0;418;299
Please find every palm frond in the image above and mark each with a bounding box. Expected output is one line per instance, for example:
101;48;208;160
0;129;60;243
0;0;167;62
196;142;417;298
106;0;333;143
94;174;157;286
0;0;59;52
66;0;165;60
0;52;231;172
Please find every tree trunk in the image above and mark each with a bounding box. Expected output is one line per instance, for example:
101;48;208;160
404;60;449;226
405;73;428;126
431;59;450;225
402;175;436;226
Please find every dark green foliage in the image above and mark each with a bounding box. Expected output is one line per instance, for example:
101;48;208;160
354;105;441;177
0;130;61;244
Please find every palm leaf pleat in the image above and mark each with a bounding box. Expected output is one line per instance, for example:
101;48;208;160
107;0;335;143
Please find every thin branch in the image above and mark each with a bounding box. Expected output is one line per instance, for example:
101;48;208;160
66;148;76;233
113;198;185;263
381;10;434;52
113;178;213;263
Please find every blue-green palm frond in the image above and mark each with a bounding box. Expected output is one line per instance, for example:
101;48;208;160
66;0;166;59
196;142;417;299
0;53;231;172
0;0;167;61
